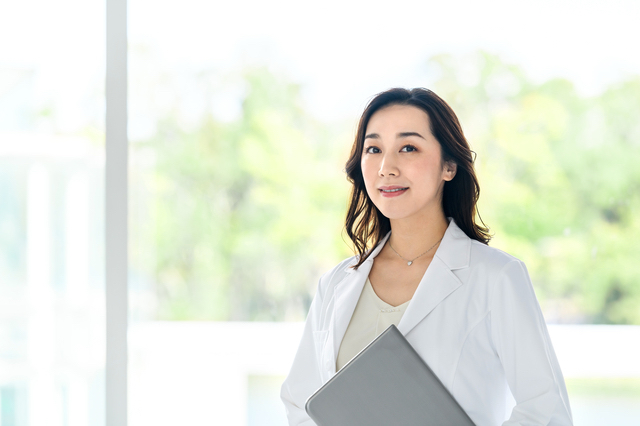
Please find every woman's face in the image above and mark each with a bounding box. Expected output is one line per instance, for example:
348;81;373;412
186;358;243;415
360;104;456;222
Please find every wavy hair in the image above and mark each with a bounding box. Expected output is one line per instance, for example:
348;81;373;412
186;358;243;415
344;88;490;269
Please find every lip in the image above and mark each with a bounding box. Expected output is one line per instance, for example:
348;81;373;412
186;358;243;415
378;185;409;198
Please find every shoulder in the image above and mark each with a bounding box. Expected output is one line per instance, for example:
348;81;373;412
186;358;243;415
466;240;533;292
468;240;536;305
468;239;524;273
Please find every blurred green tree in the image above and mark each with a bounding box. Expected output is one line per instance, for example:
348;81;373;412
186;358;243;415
134;53;640;324
428;52;640;323
134;67;352;321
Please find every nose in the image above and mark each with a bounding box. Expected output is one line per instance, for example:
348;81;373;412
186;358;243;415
378;152;399;177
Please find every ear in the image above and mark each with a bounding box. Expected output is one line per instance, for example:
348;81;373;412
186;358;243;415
443;161;457;182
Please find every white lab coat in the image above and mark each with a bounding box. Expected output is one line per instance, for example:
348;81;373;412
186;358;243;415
281;219;573;425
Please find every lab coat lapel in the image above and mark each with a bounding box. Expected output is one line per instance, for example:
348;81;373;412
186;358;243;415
398;219;471;336
326;232;391;375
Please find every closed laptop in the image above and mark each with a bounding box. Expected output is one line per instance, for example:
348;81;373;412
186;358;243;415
305;325;476;426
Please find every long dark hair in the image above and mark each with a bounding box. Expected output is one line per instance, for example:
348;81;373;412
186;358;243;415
344;88;490;269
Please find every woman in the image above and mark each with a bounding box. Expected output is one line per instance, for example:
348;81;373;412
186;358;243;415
281;88;573;425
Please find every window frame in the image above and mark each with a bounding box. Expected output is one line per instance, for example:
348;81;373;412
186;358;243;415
106;0;128;424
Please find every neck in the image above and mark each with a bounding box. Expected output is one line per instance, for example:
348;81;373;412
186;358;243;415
387;209;449;259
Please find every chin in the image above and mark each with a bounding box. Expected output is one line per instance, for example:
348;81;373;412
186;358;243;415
373;205;414;221
372;199;438;222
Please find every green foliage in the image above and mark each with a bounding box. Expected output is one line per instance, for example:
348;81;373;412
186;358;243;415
135;53;640;324
134;67;352;321
428;52;640;323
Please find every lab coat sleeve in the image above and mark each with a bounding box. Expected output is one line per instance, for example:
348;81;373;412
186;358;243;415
280;279;324;426
491;260;573;426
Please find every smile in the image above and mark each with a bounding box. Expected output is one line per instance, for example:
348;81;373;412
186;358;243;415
379;187;409;198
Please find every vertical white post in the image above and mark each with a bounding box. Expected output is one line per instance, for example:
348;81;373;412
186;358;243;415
26;164;59;426
65;173;90;306
106;0;128;424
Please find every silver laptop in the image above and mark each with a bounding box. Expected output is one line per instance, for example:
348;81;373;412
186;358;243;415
305;325;476;426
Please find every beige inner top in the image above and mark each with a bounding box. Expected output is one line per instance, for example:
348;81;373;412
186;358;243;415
336;277;411;371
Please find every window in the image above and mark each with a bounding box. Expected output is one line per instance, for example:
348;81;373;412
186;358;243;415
0;0;106;424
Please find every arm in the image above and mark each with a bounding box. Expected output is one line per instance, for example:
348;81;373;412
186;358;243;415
280;280;324;426
491;260;573;426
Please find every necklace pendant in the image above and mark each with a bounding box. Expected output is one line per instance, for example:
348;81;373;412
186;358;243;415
407;261;413;266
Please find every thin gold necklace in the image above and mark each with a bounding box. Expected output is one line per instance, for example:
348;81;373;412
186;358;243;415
388;236;443;266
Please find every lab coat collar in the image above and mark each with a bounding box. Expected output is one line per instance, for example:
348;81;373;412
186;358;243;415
433;217;471;271
329;233;390;375
398;218;471;335
328;219;471;372
342;231;391;274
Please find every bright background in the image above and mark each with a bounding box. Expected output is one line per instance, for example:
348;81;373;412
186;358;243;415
1;0;640;424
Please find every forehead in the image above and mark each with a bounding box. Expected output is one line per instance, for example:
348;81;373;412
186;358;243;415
366;104;431;133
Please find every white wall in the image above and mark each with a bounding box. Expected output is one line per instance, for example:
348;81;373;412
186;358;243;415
128;322;640;426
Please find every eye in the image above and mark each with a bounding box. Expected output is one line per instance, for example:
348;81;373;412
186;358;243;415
400;144;418;152
364;146;381;154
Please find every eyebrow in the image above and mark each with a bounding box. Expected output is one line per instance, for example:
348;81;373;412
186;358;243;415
364;131;426;140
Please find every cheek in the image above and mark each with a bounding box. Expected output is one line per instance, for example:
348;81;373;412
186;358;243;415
416;158;443;179
360;158;375;182
360;160;379;198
